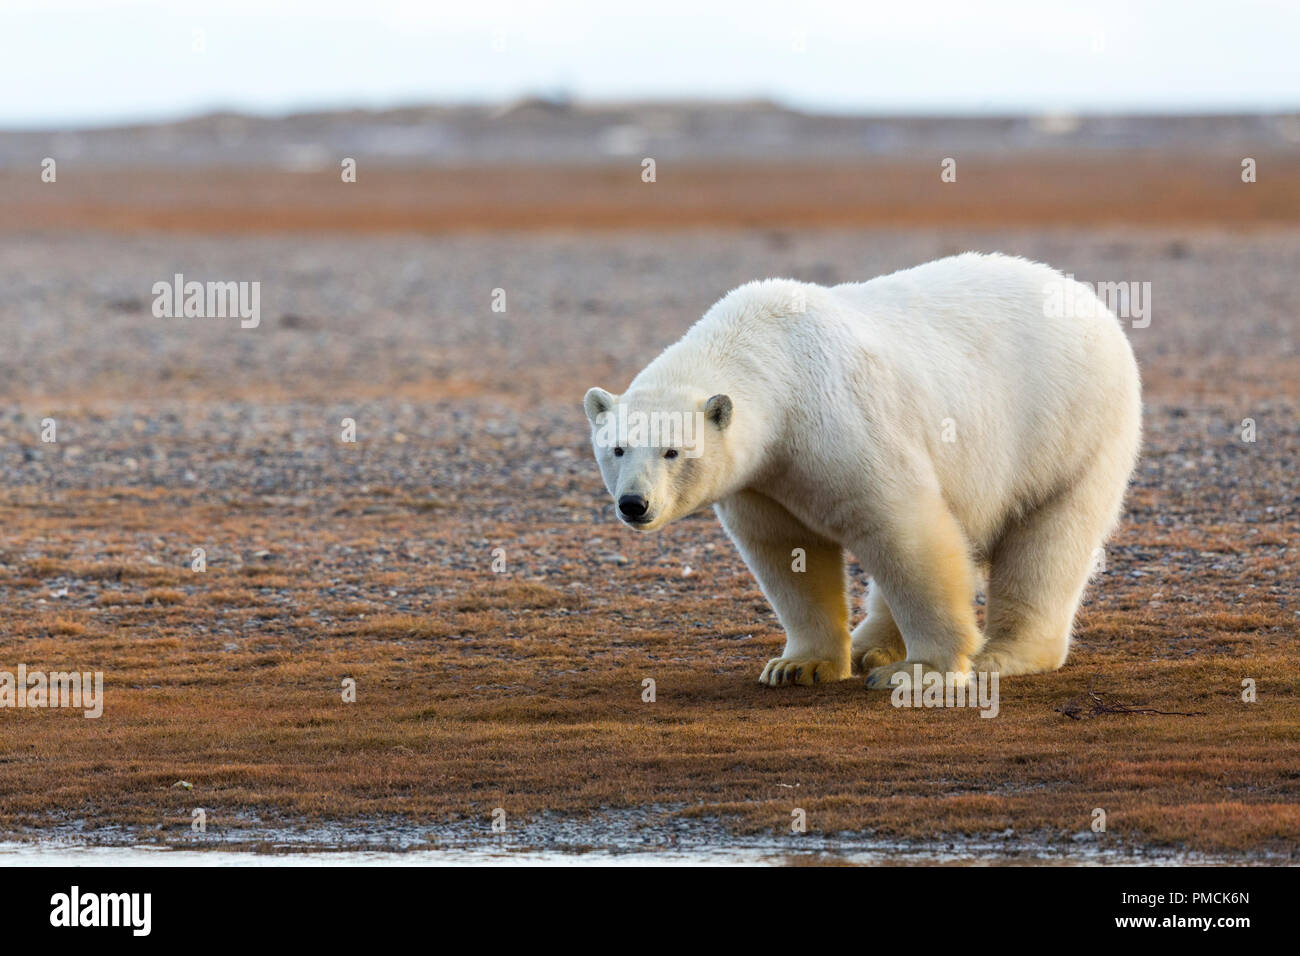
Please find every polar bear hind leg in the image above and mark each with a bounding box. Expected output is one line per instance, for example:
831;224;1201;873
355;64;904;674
976;462;1129;677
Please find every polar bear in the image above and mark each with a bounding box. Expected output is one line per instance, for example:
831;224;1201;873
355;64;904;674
583;253;1141;689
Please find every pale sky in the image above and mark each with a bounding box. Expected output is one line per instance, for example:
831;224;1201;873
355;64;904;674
4;0;1299;127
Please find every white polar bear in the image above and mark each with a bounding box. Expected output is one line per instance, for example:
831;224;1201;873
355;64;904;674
584;253;1141;689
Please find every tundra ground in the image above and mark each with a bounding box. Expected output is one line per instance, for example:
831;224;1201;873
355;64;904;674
0;223;1296;859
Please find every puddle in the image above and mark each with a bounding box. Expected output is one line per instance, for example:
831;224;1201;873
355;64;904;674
0;840;1254;866
0;842;724;866
2;808;1277;866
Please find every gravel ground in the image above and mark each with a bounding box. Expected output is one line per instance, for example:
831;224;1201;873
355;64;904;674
0;225;1296;858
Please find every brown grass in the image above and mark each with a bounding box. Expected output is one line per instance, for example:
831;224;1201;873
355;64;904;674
4;154;1299;235
0;489;1295;853
0;167;1296;854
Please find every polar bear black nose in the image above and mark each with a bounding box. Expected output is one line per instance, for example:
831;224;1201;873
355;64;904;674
618;494;649;519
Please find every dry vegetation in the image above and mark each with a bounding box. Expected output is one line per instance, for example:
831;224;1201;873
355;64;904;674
3;155;1300;235
0;160;1296;857
0;479;1294;853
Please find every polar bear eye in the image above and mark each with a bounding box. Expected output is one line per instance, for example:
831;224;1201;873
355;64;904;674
613;446;624;457
664;449;679;459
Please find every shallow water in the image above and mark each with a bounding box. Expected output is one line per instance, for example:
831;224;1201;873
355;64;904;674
0;842;731;866
3;807;1273;866
0;838;1244;867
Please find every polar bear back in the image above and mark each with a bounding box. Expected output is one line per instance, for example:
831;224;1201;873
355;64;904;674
828;254;1140;542
656;252;1142;552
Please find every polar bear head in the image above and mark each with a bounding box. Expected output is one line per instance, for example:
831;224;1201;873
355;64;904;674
584;385;735;532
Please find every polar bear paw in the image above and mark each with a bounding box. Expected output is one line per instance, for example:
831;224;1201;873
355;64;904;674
854;645;903;675
759;657;850;687
972;649;1059;677
864;658;973;691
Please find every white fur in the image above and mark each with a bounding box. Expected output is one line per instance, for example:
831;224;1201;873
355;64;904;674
585;253;1142;688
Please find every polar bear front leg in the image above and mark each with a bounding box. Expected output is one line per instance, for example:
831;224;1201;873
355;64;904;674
715;492;852;686
853;493;981;690
850;582;906;674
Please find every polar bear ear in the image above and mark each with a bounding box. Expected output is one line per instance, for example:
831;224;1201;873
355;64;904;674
704;394;733;429
584;387;616;424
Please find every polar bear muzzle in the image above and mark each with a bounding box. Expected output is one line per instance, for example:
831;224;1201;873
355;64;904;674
617;494;650;522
